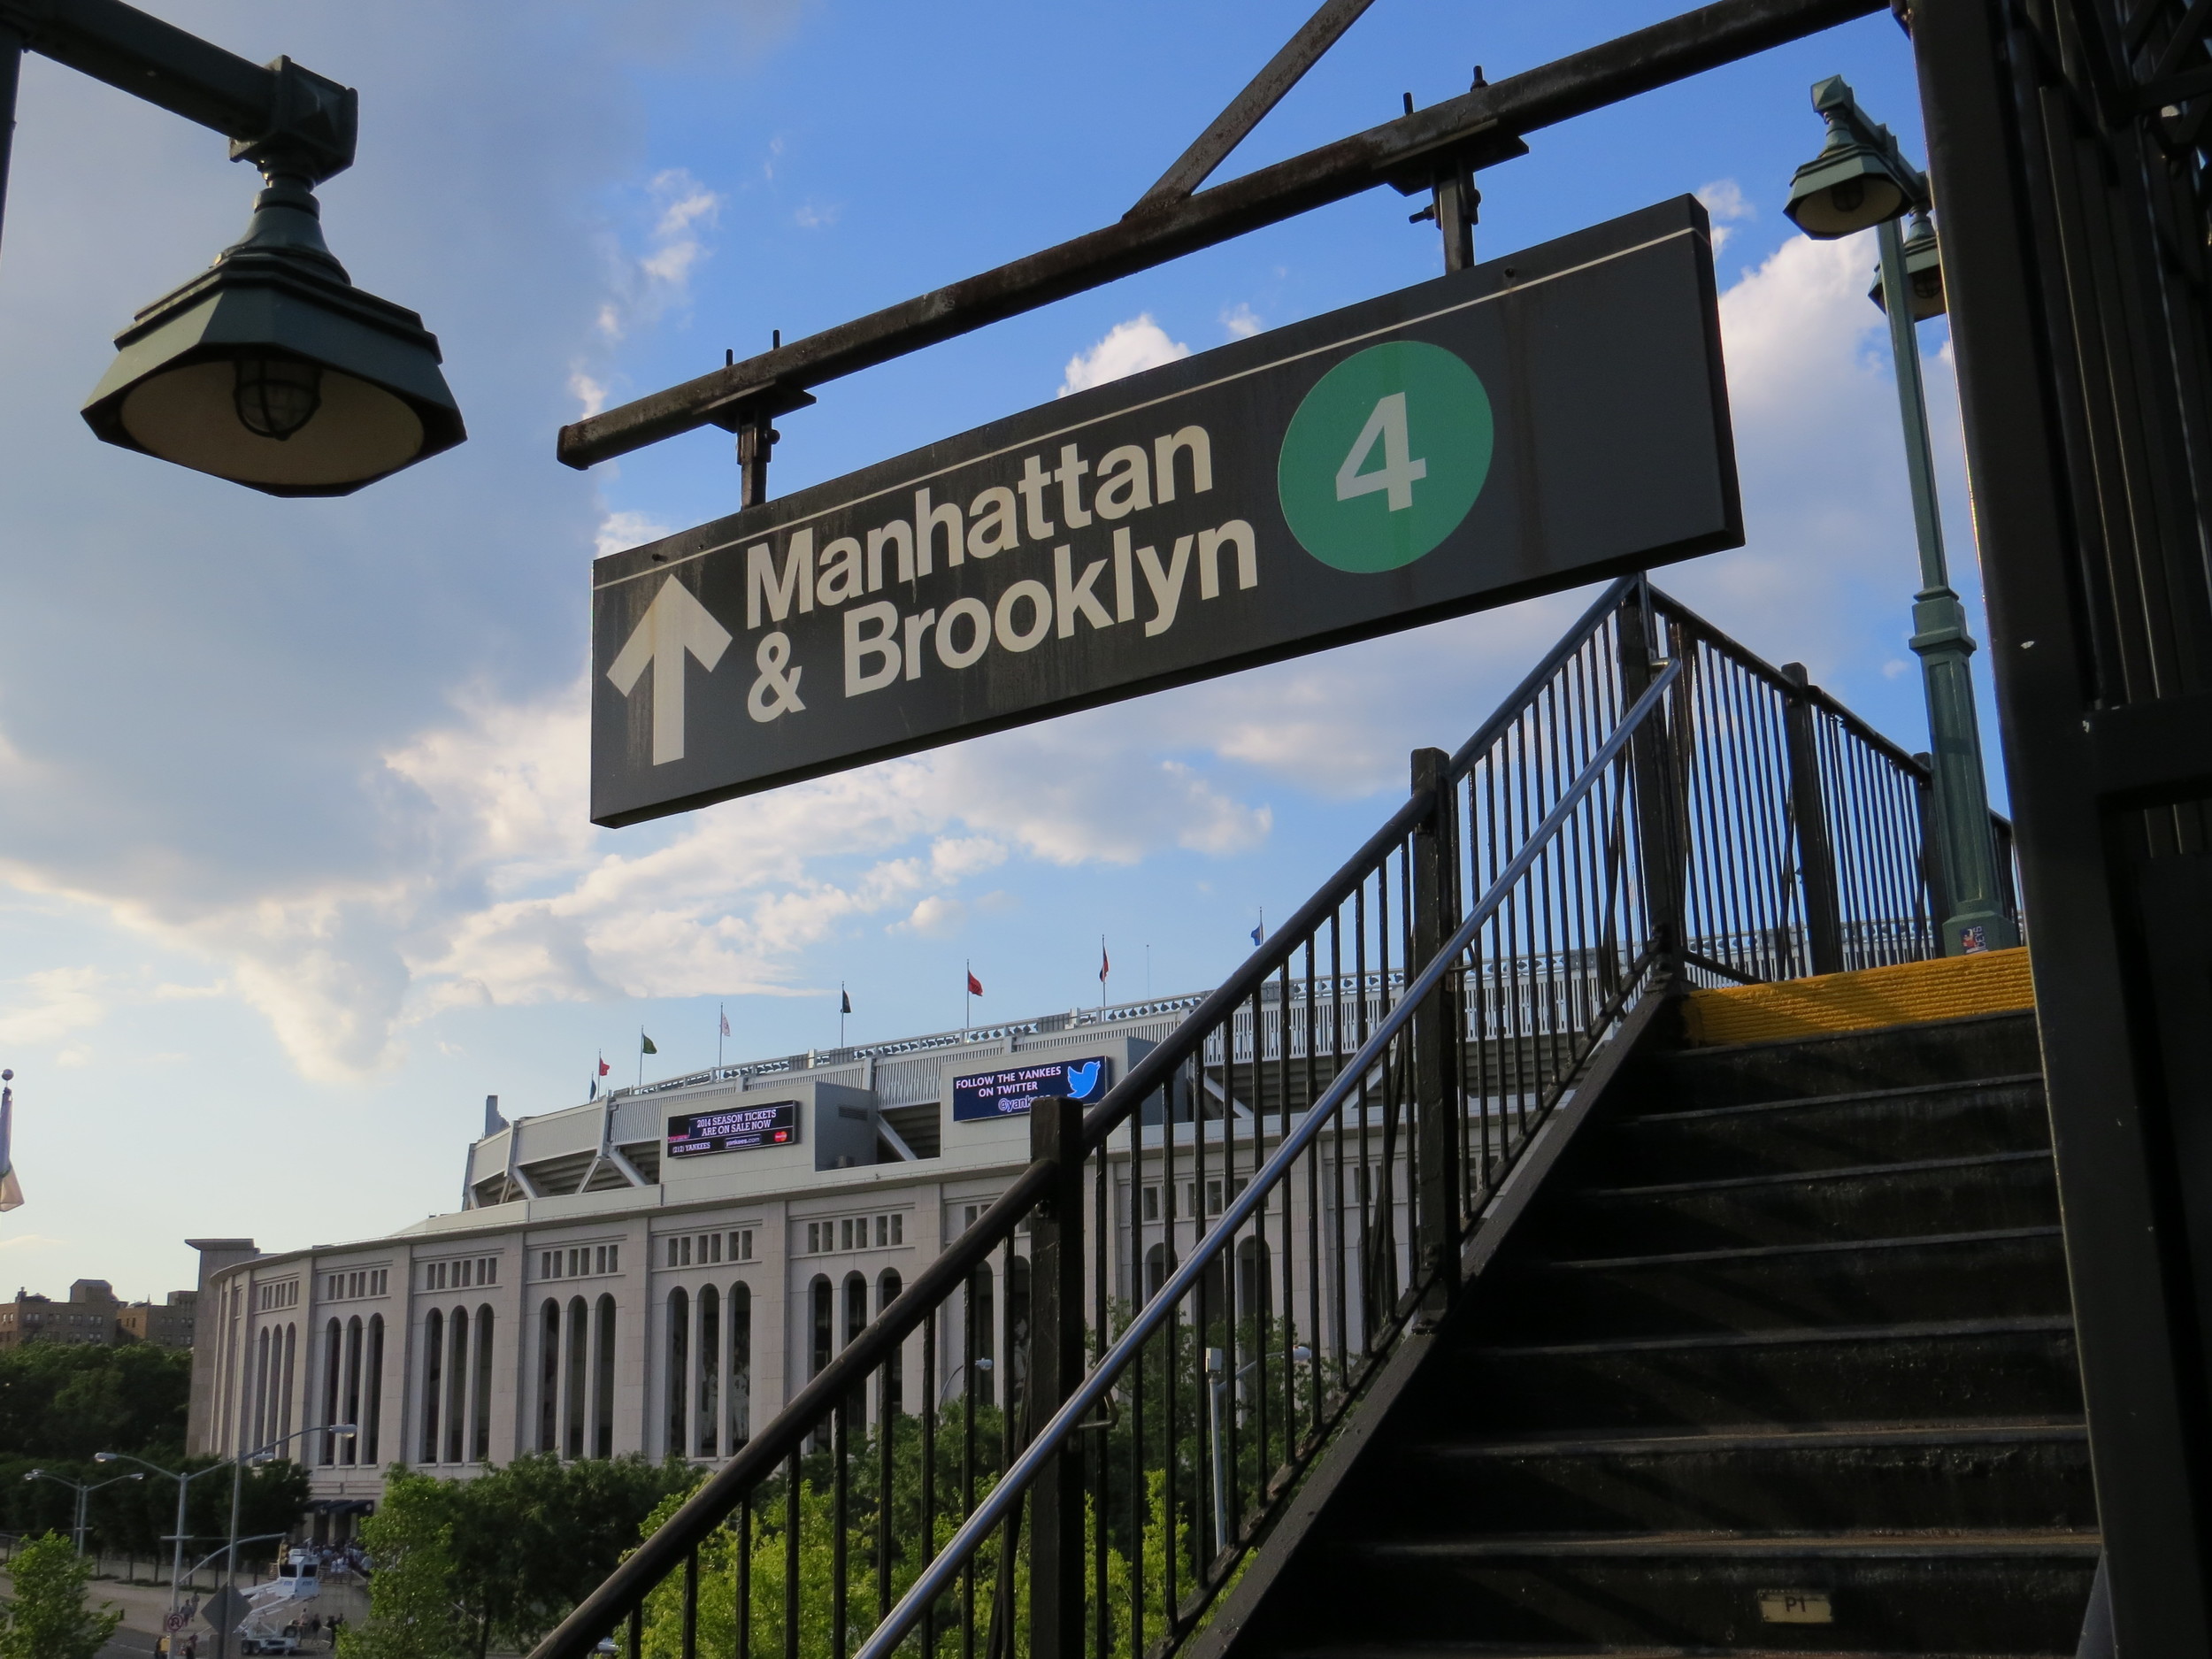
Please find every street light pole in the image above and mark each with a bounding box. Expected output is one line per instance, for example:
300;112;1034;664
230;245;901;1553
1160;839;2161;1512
212;1422;353;1659
95;1451;232;1624
1784;76;2017;957
1873;211;2015;956
22;1469;142;1555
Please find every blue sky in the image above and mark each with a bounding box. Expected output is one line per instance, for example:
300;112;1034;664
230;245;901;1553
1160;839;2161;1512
0;0;1994;1298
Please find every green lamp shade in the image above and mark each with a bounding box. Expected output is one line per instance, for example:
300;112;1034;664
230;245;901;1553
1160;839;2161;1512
1784;140;1911;239
81;207;463;496
1870;215;1947;320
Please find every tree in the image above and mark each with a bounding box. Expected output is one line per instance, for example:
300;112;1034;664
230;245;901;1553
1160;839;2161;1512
0;1342;189;1461
340;1472;464;1659
0;1532;122;1659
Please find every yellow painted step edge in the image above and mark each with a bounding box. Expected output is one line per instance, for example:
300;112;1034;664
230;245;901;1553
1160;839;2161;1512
1681;947;2034;1047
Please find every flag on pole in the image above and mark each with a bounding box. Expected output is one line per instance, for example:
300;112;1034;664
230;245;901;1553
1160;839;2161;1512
966;970;984;997
641;1032;658;1055
719;1007;731;1039
1099;938;1110;983
841;987;853;1015
598;1054;611;1077
0;1071;21;1212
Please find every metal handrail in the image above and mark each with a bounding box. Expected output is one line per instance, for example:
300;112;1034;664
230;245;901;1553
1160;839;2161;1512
530;572;1960;1659
852;657;1683;1659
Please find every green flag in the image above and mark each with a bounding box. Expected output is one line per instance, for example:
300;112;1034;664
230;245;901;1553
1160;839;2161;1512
641;1032;658;1055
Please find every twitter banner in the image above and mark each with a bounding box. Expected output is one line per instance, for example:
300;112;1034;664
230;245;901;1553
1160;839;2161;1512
953;1056;1110;1123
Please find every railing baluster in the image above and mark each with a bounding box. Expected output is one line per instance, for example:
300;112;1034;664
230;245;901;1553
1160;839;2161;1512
783;1451;800;1659
737;1496;751;1659
683;1546;699;1659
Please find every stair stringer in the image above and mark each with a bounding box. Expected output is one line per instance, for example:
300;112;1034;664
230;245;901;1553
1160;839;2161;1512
1182;981;1684;1659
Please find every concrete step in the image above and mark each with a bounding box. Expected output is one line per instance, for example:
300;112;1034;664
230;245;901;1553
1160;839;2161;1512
1371;1421;2093;1536
1454;1317;2082;1432
1555;1153;2059;1256
1648;1014;2041;1111
1593;1078;2049;1182
1491;1229;2071;1340
1333;1531;2099;1653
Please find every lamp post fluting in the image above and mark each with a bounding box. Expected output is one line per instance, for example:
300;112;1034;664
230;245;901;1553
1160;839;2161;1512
1785;76;2016;956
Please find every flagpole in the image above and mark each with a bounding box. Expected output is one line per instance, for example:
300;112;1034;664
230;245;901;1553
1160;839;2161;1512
840;982;847;1049
638;1026;645;1090
718;1003;724;1070
964;961;971;1033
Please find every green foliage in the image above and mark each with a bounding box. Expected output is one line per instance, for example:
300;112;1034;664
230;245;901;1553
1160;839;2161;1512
0;1532;122;1659
0;1454;308;1563
341;1472;464;1659
346;1457;694;1659
0;1343;189;1461
636;1410;1190;1659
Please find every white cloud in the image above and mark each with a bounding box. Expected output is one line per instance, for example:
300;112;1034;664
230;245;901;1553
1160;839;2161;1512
570;372;611;419
1696;178;1755;255
0;967;108;1047
1221;303;1262;340
1059;315;1191;396
795;202;841;229
596;511;674;560
592;168;726;342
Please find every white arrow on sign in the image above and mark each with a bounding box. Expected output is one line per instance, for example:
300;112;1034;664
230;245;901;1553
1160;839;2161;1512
606;577;733;765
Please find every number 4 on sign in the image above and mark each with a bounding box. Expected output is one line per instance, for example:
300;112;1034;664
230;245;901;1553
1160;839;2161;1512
1335;391;1427;511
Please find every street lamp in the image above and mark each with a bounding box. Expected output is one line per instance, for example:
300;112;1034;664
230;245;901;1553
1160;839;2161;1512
23;1467;142;1555
95;1449;234;1624
0;4;464;494
1786;76;2017;956
211;1424;355;1659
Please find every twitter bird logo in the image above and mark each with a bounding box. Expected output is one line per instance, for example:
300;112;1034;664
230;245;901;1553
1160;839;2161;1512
1064;1060;1102;1099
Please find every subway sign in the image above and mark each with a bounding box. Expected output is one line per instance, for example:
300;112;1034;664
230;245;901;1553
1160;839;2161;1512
591;196;1738;825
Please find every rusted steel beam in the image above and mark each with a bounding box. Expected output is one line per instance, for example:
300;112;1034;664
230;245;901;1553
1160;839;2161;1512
1135;0;1380;210
557;0;1882;472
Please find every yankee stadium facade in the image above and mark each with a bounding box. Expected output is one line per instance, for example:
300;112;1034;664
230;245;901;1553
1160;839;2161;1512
184;980;1442;1517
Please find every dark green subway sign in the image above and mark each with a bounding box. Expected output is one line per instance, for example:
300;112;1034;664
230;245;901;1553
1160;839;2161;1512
591;196;1738;826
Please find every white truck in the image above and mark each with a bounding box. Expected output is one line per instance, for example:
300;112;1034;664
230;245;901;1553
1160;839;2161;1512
235;1548;324;1655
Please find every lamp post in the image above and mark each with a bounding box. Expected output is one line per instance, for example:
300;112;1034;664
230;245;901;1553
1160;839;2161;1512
0;0;463;493
22;1467;142;1555
211;1424;354;1659
93;1449;234;1625
1785;76;2017;957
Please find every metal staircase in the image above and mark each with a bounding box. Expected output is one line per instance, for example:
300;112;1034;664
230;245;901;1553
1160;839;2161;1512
530;577;2067;1659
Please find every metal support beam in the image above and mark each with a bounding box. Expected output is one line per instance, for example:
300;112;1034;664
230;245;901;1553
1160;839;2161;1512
557;0;1884;471
0;0;355;178
1025;1097;1085;1659
1780;663;1845;975
1135;0;1378;209
1409;747;1461;1315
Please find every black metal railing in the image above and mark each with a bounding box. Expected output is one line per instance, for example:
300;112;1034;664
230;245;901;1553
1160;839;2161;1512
529;576;2008;1659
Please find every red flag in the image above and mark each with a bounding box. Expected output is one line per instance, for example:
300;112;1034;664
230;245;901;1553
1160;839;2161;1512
967;970;984;996
597;1055;611;1077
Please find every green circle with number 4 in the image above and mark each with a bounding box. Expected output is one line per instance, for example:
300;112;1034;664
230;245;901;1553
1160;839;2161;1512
1276;339;1493;572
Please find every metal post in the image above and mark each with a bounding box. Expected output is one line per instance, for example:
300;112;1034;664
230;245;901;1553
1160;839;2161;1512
1779;664;1844;974
1432;167;1476;272
1910;751;1951;949
737;415;776;510
169;1469;188;1619
1876;212;2014;956
1025;1095;1085;1659
1617;585;1684;962
1409;747;1461;1312
1913;0;2212;1650
219;1456;243;1659
0;24;21;261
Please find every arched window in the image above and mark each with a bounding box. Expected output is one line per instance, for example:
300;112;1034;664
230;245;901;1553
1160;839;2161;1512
665;1287;690;1459
420;1310;444;1463
593;1294;617;1458
698;1285;721;1459
726;1285;751;1449
364;1316;385;1464
444;1308;469;1465
877;1271;903;1420
472;1307;495;1462
537;1301;561;1454
1235;1237;1272;1325
810;1278;833;1377
321;1318;342;1465
278;1324;296;1446
966;1264;995;1408
342;1317;364;1465
1007;1256;1032;1416
252;1327;272;1451
842;1273;869;1422
565;1295;588;1459
1143;1243;1178;1303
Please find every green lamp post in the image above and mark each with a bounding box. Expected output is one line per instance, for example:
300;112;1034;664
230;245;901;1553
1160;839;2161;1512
0;7;464;495
1786;76;2016;956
